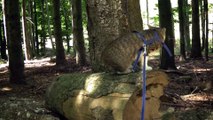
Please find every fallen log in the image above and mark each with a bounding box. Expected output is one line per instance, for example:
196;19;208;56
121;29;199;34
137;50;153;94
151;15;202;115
46;70;169;120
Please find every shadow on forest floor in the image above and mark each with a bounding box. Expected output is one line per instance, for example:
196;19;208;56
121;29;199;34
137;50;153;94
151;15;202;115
0;55;212;120
150;55;213;119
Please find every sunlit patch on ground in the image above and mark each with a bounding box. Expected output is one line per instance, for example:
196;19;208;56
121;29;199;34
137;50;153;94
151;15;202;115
192;68;212;72
24;57;56;68
0;62;8;74
181;93;213;102
0;86;13;92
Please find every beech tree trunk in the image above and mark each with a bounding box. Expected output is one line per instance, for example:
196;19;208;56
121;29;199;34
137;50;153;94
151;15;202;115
204;0;208;60
184;0;191;54
41;0;46;55
72;0;86;65
86;0;143;72
200;0;205;51
46;0;55;50
22;0;32;60
33;0;39;55
53;0;66;65
190;0;202;58
178;0;186;60
62;0;71;53
29;0;35;57
0;20;7;60
158;0;176;69
3;0;25;84
146;0;149;25
0;21;3;59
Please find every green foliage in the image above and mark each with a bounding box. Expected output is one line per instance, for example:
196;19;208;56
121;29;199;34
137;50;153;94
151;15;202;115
150;4;159;26
209;3;213;12
172;3;192;23
172;7;179;23
150;15;159;26
61;0;72;37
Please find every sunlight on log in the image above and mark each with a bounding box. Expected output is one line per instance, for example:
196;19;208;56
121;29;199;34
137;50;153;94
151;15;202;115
75;90;86;105
85;74;102;93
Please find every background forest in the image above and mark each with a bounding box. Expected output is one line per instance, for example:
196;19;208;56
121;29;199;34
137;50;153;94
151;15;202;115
0;0;213;120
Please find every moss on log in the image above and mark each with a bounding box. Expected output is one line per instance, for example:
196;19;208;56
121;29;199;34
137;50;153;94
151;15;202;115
46;71;169;120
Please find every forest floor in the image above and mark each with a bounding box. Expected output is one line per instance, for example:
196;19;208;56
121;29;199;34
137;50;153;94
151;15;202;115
0;56;213;120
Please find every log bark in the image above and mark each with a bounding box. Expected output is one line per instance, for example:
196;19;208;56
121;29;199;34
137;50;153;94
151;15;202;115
46;71;169;120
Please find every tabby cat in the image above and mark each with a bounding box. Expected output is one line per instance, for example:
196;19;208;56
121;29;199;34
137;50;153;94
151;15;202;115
101;28;166;74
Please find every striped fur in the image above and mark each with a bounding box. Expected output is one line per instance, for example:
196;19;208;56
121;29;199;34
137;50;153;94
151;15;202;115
101;28;166;73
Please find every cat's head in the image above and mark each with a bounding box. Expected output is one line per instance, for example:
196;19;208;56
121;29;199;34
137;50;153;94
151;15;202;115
142;27;166;53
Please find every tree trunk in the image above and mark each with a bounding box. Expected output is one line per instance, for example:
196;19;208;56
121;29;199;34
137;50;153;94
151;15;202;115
204;0;208;60
46;0;55;50
72;0;86;65
86;0;143;72
0;20;3;59
178;0;186;60
158;0;176;69
3;0;25;84
146;0;149;25
200;0;205;51
46;71;169;120
2;0;7;43
2;0;8;60
53;0;66;65
29;0;35;58
184;0;191;55
34;0;39;55
22;0;32;61
41;0;46;55
127;0;143;31
62;0;71;53
190;0;202;59
0;20;7;60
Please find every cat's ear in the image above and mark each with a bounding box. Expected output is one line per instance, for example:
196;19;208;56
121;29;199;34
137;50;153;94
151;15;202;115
148;25;158;29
